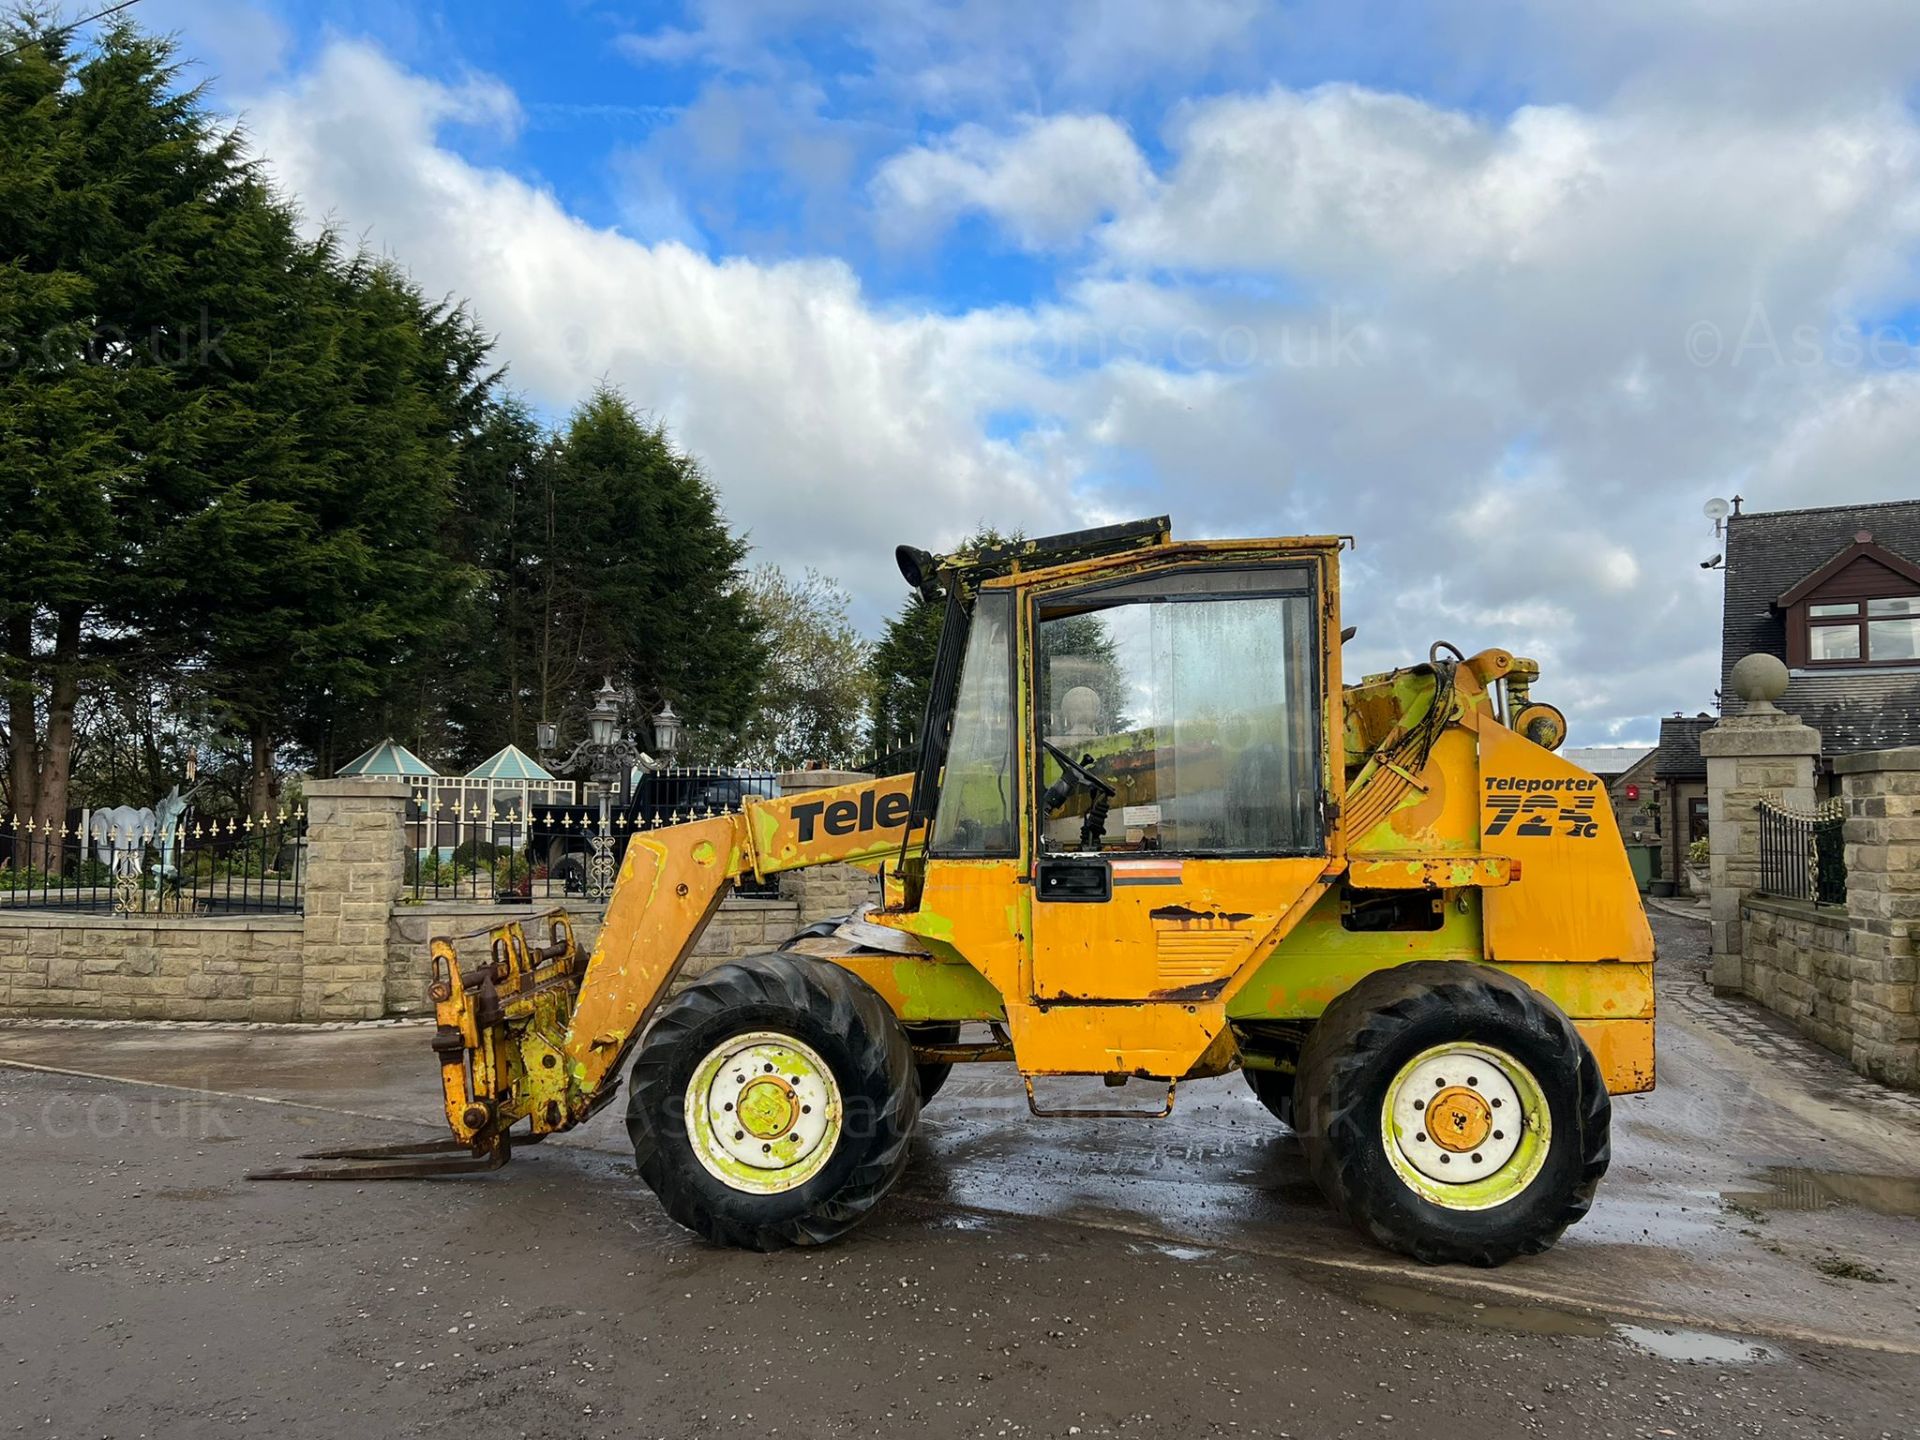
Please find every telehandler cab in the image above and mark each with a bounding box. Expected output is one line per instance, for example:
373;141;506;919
256;517;1654;1266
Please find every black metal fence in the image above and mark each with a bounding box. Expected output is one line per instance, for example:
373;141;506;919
407;770;786;905
853;746;920;779
0;811;307;915
1756;799;1847;906
634;767;783;825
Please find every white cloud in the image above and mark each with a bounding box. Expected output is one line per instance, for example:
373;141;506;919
872;114;1151;249
231;32;1920;744
242;42;1069;630
1456;0;1920;113
1103;83;1920;296
1753;371;1920;508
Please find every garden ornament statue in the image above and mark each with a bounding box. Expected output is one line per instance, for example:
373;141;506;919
88;783;201;914
90;805;155;876
151;783;202;887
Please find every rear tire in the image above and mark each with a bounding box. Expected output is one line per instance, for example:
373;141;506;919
1294;961;1610;1267
626;953;919;1250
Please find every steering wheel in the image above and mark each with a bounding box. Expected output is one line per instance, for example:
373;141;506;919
1041;739;1116;800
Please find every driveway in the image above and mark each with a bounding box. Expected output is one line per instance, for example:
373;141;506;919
2;909;1916;1437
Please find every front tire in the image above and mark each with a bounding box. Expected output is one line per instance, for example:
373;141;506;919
1242;1065;1296;1128
906;1023;962;1104
626;954;920;1250
1295;961;1610;1267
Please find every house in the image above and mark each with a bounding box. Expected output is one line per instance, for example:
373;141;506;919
1652;497;1920;895
1720;498;1920;765
1653;714;1715;890
1561;745;1660;843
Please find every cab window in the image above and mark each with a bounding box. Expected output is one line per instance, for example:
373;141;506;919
929;591;1018;856
1036;566;1320;855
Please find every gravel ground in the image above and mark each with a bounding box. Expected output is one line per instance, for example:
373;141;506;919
2;910;1917;1439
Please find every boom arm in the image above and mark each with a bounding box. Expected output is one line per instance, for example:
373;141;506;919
429;773;917;1152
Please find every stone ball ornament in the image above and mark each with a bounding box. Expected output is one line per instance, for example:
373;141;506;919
1730;652;1790;707
1060;685;1103;737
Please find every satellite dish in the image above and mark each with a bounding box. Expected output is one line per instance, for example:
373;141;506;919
1702;497;1731;521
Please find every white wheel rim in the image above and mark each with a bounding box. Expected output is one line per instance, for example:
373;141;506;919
1381;1042;1551;1211
684;1030;843;1194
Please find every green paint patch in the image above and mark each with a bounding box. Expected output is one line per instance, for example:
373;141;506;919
890;955;1005;1021
692;840;716;865
903;907;956;941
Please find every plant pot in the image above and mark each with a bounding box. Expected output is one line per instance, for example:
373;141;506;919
1649;880;1675;898
1684;865;1711;899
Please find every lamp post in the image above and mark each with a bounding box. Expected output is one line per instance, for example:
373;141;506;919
651;702;682;763
539;679;680;901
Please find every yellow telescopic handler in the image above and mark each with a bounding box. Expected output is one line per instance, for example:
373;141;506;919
254;517;1655;1266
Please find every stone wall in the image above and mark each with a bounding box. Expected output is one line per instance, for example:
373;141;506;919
299;779;409;1021
1700;704;1820;988
1739;897;1858;1058
1;770;853;1026
0;913;303;1021
1712;735;1919;1091
1830;748;1920;1088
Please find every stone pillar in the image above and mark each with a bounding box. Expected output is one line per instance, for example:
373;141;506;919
1833;747;1920;1089
300;778;409;1021
775;769;880;923
1699;656;1821;994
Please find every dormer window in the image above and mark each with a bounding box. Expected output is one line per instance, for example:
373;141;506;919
1807;596;1920;665
1778;529;1920;670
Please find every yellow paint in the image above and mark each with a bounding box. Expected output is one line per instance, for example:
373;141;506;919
1031;857;1326;1002
1347;854;1513;889
422;528;1659;1161
1427;1087;1493;1151
1475;719;1657;966
1575;1017;1656;1094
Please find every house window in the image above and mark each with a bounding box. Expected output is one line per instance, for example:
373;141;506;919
1806;595;1920;666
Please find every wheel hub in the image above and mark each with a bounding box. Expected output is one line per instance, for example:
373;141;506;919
1425;1085;1492;1152
737;1077;797;1139
685;1031;842;1194
1380;1042;1550;1209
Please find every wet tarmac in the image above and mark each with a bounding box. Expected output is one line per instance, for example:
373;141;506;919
2;910;1917;1436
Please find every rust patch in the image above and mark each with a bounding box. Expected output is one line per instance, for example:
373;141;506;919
1150;905;1253;924
1147;980;1228;1002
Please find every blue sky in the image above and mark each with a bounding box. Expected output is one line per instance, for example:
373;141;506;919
123;0;1920;743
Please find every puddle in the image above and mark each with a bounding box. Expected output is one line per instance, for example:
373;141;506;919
1354;1282;1782;1367
931;1211;996;1233
1615;1324;1780;1366
1353;1280;1609;1338
1723;1167;1920;1219
1122;1241;1216;1262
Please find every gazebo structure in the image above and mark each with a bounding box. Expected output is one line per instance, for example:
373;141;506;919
337;738;580;863
458;745;573;818
337;738;438;781
406;743;581;861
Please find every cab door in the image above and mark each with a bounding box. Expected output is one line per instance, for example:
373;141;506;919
1026;562;1332;1003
